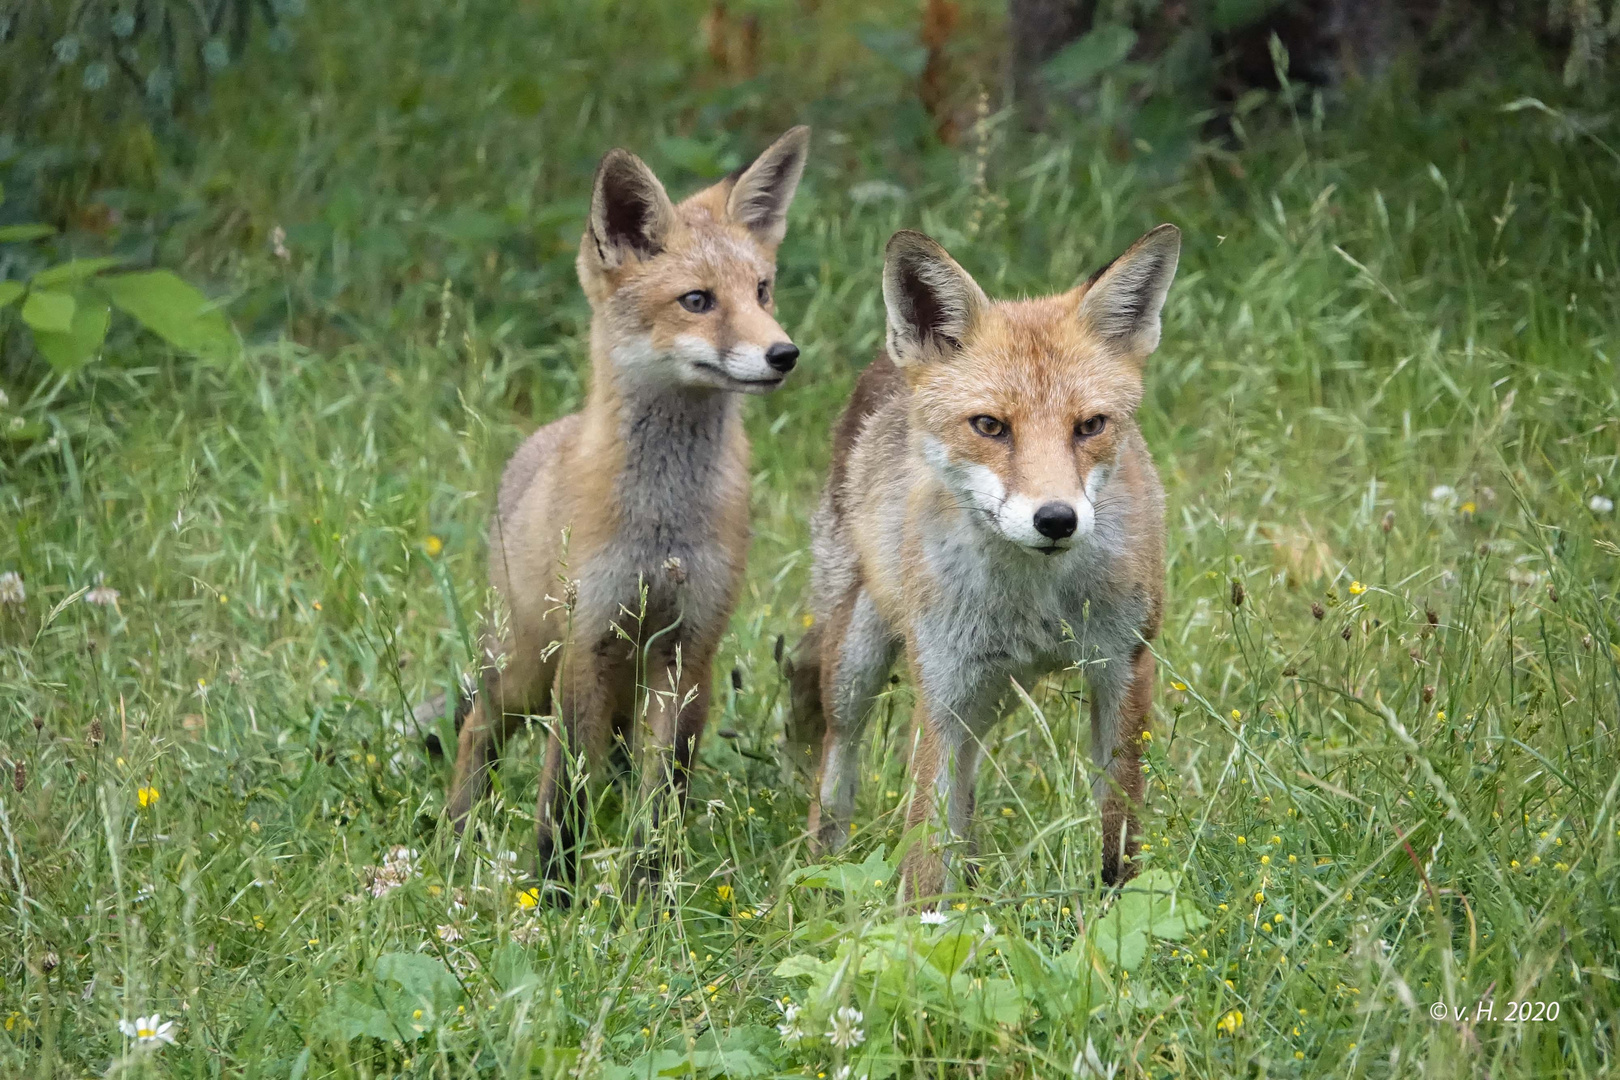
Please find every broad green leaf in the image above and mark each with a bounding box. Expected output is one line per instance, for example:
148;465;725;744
98;270;236;358
923;931;977;976
32;296;109;373
772;954;828;980
1042;25;1137;88
373;951;461;1013
20;290;75;334
32;257;124;287
1091;869;1208;972
785;846;892;894
0;281;23;308
0;224;56;243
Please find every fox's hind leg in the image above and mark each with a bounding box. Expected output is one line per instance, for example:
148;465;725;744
781;621;825;782
447;657;551;832
807;589;896;853
1091;645;1154;885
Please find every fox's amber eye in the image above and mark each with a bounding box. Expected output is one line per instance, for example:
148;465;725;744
757;279;772;306
970;415;1007;438
678;290;716;314
1076;415;1107;438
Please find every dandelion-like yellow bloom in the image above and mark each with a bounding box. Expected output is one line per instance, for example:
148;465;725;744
1217;1009;1243;1035
1260;855;1271;865
137;785;160;808
716;884;734;901
801;613;814;628
1230;709;1242;721
1254;891;1265;904
424;536;444;557
515;887;540;910
1348;581;1366;595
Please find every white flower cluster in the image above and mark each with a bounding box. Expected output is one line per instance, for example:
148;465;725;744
0;571;23;605
366;846;418;898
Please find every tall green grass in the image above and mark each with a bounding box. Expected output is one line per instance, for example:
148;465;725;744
1;2;1617;1076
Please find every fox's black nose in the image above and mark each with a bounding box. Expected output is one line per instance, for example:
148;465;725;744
1033;502;1078;540
765;342;799;373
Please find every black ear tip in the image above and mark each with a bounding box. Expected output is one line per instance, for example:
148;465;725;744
885;229;942;261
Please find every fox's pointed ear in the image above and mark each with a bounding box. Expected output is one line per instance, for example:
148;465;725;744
883;231;989;367
586;149;676;270
1076;224;1181;360
726;125;810;246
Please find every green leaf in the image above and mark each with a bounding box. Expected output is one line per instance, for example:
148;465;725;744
98;270;236;358
20;290;75;334
855;24;928;77
0;281;23;309
771;954;829;980
327;952;464;1044
785;846;893;894
31;296;110;373
1042;24;1137;88
32;257;124;288
0;224;56;243
1090;870;1208;972
923;931;977;976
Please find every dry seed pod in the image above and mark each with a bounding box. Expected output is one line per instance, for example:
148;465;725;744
1230;579;1245;607
1422;685;1435;703
1341;626;1353;641
1311;602;1325;620
1381;510;1395;534
12;759;24;793
88;719;104;746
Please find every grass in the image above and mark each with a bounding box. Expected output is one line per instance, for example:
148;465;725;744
2;2;1618;1076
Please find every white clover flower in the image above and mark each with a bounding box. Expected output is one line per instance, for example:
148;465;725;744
484;849;520;884
828;1006;865;1049
776;1001;804;1044
919;910;948;926
1422;485;1459;517
84;574;120;607
0;571;24;605
366;846;418;898
1591;495;1615;514
118;1014;178;1046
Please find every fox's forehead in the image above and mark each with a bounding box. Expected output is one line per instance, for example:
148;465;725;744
658;200;776;282
916;298;1143;417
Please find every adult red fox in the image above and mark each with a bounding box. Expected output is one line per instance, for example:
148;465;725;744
791;224;1180;901
437;127;810;888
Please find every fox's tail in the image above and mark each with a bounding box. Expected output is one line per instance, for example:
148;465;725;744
780;624;824;780
413;684;475;758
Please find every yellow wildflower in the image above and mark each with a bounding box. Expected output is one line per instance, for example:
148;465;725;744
1217;1009;1243;1035
1348;581;1365;596
716;884;733;901
515;887;540;910
137;785;160;808
424;535;444;557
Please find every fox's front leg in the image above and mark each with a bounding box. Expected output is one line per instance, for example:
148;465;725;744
807;590;895;853
536;641;615;886
900;701;981;907
1091;645;1154;885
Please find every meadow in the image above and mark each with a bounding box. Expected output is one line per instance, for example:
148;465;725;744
1;2;1618;1077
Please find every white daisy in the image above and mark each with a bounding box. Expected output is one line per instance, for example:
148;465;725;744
436;924;462;943
0;571;23;605
919;910;948;926
118;1014;178;1046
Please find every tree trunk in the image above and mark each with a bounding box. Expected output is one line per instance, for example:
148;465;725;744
1007;0;1096;126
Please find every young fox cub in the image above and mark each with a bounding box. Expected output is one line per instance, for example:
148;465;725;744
443;127;810;880
792;224;1180;901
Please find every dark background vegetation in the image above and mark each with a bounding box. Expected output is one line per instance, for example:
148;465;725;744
1;2;1617;1078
